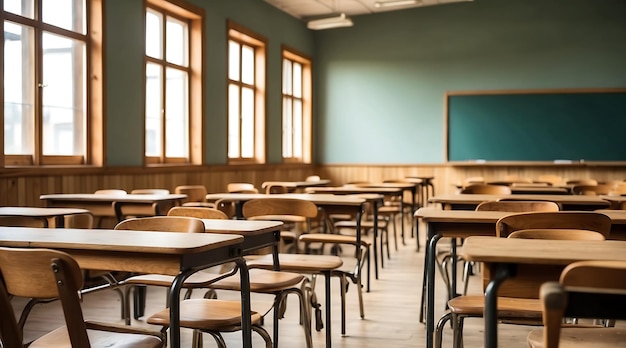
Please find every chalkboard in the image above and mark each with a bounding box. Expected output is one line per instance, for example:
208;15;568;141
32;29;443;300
446;89;626;162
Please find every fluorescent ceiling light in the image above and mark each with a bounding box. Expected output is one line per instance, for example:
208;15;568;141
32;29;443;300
307;13;353;30
374;0;418;8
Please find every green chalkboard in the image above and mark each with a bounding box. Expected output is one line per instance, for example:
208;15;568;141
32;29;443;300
446;89;626;162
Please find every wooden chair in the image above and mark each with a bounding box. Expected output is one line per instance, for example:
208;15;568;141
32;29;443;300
174;184;215;207
508;229;606;240
305;175;321;181
167;206;229;220
535;174;563;186
571;184;613;195
240;198;348;341
113;216;272;347
527;261;626;348
566;179;598;186
475;200;560;212
460;184;512;194
0;247;165;348
130;188;170;195
227;182;259;193
434;211;612;348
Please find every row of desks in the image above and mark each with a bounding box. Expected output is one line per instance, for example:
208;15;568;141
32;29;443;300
417;192;626;348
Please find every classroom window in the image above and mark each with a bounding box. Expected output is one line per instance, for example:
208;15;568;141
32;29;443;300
144;0;203;165
227;21;266;163
282;48;312;163
2;0;103;166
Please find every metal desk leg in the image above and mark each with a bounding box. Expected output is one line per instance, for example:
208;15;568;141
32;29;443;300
325;270;333;348
426;233;443;348
484;264;515;348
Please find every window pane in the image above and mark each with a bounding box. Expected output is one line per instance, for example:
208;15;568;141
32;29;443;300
4;21;35;155
228;84;240;158
241;87;254;158
282;59;291;94
241;44;254;85
146;10;162;59
282;98;292;158
145;63;162;157
293;99;303;158
293;62;302;98
228;41;240;81
42;0;86;34
41;32;85;156
4;0;35;19
166;16;187;66
165;68;188;158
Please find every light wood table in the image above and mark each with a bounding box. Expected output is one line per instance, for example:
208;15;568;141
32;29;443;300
40;193;187;222
429;193;611;211
203;192;369;346
0;227;247;348
461;236;626;348
260;179;331;192
0;207;91;227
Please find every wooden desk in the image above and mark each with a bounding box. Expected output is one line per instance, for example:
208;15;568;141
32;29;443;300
600;195;626;209
0;227;247;348
350;182;419;245
509;186;570;195
261;179;331;192
0;207;90;227
461;236;626;348
406;176;435;207
429;193;610;211
204;192;369;346
40;193;187;222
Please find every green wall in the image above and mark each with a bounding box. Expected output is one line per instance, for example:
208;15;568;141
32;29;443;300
104;0;313;166
313;0;626;164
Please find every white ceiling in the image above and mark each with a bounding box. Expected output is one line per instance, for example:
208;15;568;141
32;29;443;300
264;0;473;20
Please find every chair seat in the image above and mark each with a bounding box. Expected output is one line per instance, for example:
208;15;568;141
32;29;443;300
29;325;164;348
209;268;305;292
247;253;343;272
300;233;370;247
527;327;626;347
123;271;223;288
147;299;263;330
448;295;543;318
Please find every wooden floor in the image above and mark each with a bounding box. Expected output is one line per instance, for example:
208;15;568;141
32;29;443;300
10;218;561;347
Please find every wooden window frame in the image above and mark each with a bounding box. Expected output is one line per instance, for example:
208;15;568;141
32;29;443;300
1;0;104;167
144;0;204;166
281;46;312;164
227;21;266;164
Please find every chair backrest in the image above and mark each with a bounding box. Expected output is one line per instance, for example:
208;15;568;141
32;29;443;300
174;185;208;203
539;261;626;348
507;229;606;241
130;188;170;195
265;184;289;194
94;189;127;196
227;182;259;193
0;247;90;347
571;184;613;195
460;184;512;194
535;174;563;186
242;198;319;219
566;179;598;186
495;211;612;239
167;206;229;220
0;216;48;228
475;200;560;212
305;175;321;182
64;212;95;229
114;216;205;233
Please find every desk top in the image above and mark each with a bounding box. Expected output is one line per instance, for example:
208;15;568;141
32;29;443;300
415;207;514;222
461;236;626;265
0;227;242;254
351;182;418;190
0;207;90;217
429;194;610;208
40;193;187;203
305;186;402;195
201;219;283;235
205;193;368;207
261;180;331;189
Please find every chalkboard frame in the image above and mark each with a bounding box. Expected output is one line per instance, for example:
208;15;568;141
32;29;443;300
445;88;626;165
